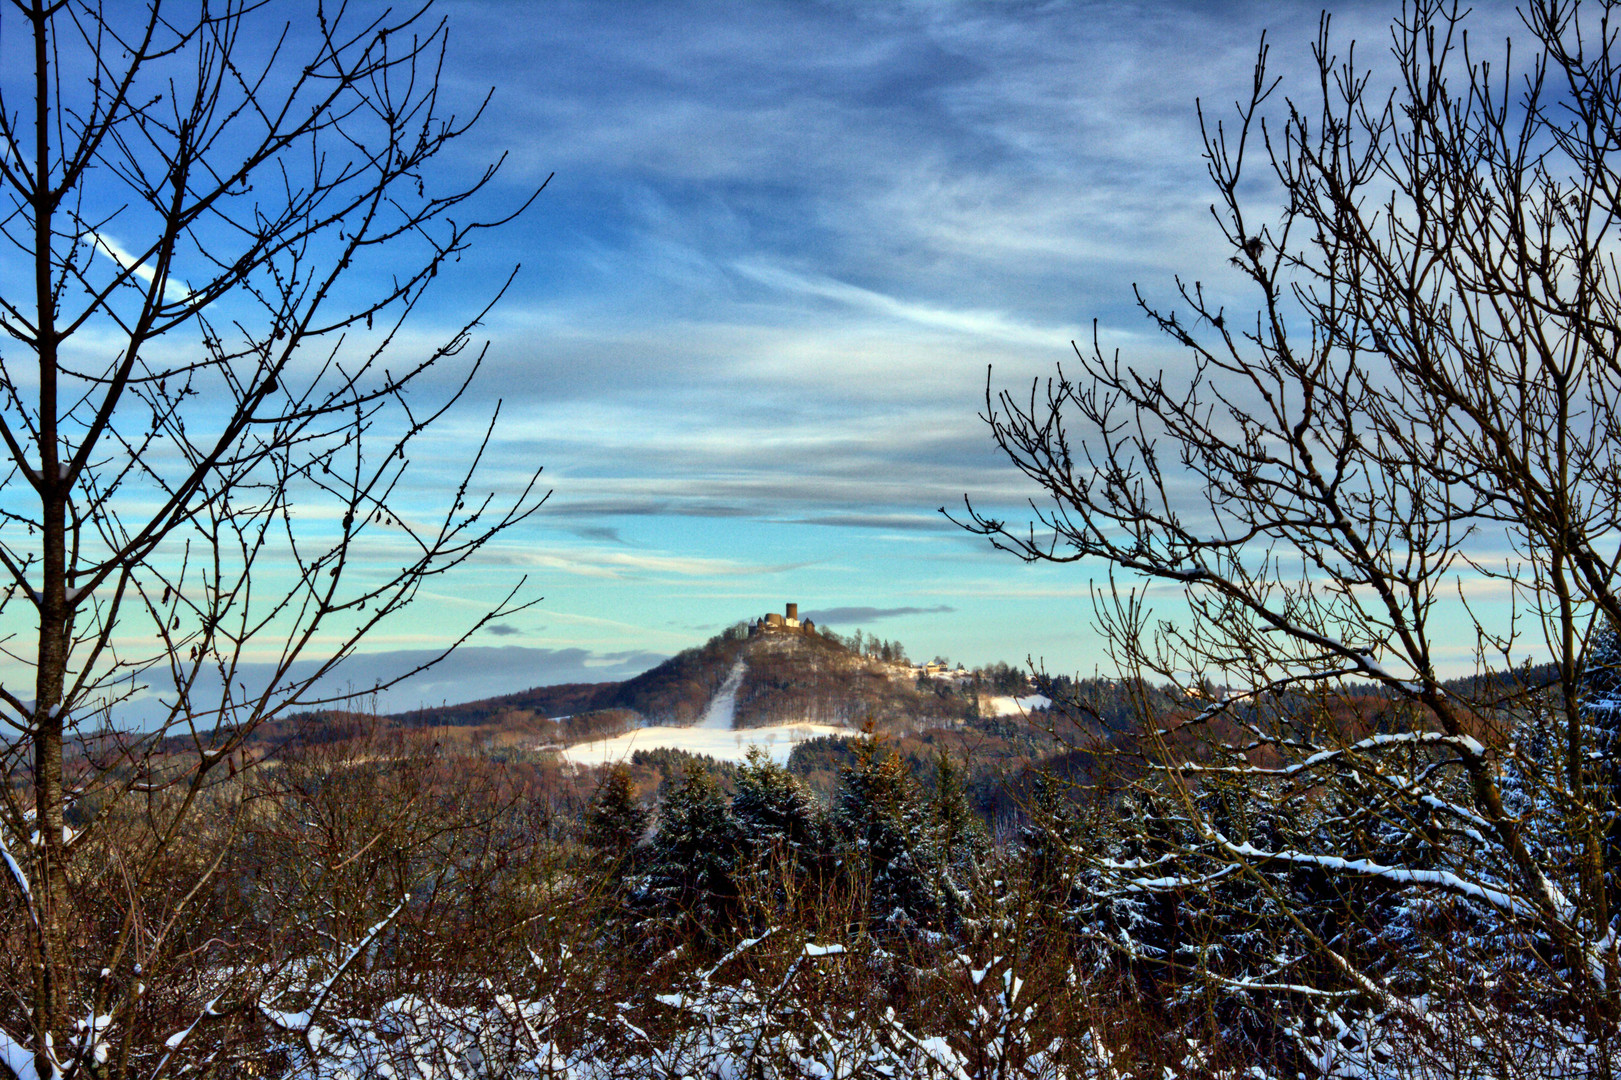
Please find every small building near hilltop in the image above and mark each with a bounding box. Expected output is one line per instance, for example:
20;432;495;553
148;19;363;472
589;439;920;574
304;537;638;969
751;602;815;636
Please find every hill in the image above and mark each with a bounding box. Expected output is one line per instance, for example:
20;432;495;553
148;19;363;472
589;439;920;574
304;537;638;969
385;622;977;736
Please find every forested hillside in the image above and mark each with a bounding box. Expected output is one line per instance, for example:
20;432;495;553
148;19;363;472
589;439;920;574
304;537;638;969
25;657;1599;1079
376;623;979;736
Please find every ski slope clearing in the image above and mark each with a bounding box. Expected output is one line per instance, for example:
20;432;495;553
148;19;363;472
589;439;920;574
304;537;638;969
559;720;848;766
561;657;848;765
698;659;746;729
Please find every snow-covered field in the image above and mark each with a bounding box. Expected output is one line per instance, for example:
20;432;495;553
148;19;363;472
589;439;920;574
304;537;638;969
558;720;850;766
559;660;849;766
983;694;1050;716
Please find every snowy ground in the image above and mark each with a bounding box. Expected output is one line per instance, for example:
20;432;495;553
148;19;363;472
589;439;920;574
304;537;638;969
559;722;850;766
559;659;849;766
983;694;1051;716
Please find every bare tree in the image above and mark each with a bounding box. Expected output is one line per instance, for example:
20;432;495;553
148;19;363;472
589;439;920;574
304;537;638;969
0;0;545;1074
959;0;1621;1060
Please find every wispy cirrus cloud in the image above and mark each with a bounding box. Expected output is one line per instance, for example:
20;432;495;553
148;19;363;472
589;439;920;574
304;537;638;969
88;230;193;302
731;260;1077;348
136;0;1523;692
481;546;820;581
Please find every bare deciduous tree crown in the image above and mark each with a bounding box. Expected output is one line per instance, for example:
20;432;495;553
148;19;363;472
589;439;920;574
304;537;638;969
958;0;1621;1034
0;1;546;1073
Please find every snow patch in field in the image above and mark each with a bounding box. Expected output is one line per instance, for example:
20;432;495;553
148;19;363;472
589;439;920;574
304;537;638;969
559;721;848;766
984;694;1050;716
559;656;852;766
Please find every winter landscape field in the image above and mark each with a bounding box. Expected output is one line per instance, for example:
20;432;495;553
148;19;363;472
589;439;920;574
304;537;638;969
6;0;1621;1077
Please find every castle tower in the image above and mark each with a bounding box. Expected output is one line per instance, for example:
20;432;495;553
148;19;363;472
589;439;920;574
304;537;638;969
786;602;798;621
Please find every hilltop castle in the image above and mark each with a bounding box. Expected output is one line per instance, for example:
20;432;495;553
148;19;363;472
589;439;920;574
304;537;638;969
751;602;815;636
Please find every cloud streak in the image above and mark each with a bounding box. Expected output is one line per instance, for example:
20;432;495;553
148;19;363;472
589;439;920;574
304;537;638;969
731;260;1077;347
116;645;671;727
802;605;956;626
88;230;193;302
52;0;1520;707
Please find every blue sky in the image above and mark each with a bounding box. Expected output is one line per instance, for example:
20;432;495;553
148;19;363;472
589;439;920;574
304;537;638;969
3;0;1533;715
317;0;1538;709
329;0;1457;707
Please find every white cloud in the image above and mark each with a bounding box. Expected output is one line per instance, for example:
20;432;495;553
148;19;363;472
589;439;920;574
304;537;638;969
88;230;193;303
731;260;1080;347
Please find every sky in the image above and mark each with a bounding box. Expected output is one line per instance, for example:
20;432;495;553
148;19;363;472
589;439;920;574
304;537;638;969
0;0;1538;716
297;0;1538;709
343;0;1452;708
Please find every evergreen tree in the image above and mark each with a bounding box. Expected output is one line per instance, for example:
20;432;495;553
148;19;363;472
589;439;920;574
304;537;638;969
925;749;989;928
833;733;939;931
731;748;827;919
1583;621;1621;915
929;750;988;870
585;764;649;863
638;765;742;941
732;747;823;856
1019;772;1081;911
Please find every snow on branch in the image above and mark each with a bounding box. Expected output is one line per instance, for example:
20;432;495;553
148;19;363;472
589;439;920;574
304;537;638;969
1092;861;1243;896
700;928;777;983
259;896;408;1054
1172;730;1487;779
152;997;224;1077
0;828;36;927
1216;838;1555;923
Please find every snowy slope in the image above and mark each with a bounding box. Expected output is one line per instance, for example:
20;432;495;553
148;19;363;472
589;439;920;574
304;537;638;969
698;659;746;729
983;694;1050;717
558;720;848;767
560;659;847;766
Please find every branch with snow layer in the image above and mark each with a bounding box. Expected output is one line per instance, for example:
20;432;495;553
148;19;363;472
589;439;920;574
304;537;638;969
0;827;35;924
1213;836;1563;925
883;1009;974;1080
259;896;408;1054
700;928;777;983
1171;730;1487;779
150;997;224;1078
1091;860;1243;896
